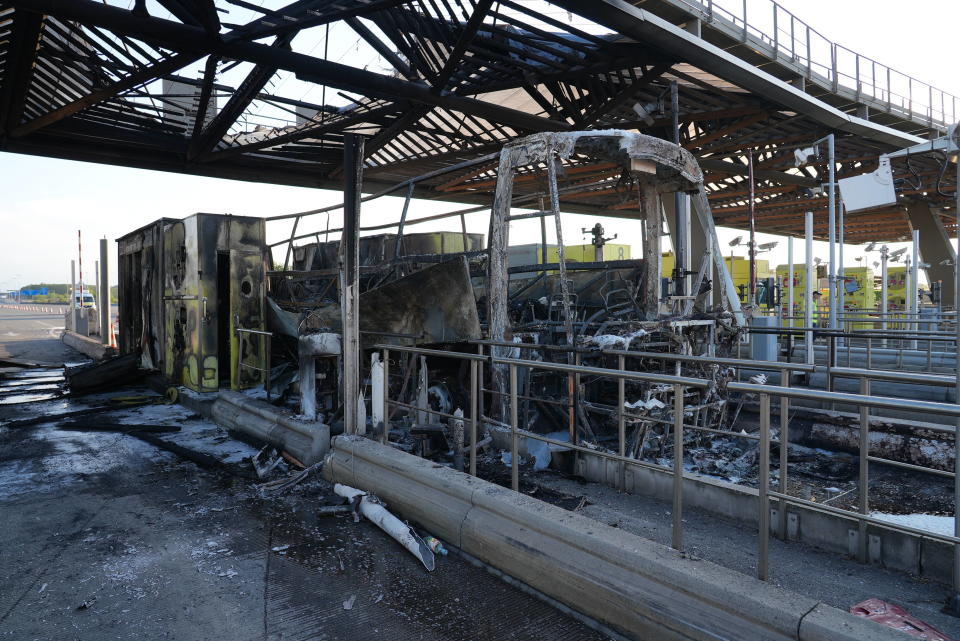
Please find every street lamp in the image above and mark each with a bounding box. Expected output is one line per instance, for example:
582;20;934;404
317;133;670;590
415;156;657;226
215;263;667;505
795;134;838;330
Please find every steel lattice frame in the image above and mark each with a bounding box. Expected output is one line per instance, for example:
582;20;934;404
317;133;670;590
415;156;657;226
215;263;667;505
0;0;954;241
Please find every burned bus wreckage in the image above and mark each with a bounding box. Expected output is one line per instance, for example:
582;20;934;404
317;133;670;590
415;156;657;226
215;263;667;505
117;130;754;478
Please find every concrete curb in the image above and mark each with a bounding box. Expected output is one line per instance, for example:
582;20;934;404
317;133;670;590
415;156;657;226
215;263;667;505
323;435;906;641
213;390;329;465
62;330;116;361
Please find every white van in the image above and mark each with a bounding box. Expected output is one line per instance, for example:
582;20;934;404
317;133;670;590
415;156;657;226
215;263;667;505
74;291;96;309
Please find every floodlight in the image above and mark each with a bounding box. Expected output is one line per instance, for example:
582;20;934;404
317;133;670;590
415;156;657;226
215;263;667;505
794;146;817;167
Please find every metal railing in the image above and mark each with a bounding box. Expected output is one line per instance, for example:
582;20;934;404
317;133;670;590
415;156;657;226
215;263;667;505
670;0;957;128
372;342;960;593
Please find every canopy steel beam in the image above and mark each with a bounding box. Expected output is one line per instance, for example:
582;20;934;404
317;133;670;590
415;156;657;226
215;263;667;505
191;31;298;159
9;0;570;136
0;11;44;134
12;51;199;138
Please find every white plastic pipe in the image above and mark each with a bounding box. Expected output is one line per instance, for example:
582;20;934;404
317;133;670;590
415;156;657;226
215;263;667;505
334;483;435;571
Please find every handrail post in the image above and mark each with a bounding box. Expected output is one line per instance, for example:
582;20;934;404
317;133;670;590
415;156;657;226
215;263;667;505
758;392;771;580
854;54;861;101
382;348;390;445
858;376;870;563
618;354;626;491
672;383;684;551
741;0;747;42
265;334;272;401
470;359;479;476
778;369;790;539
771;3;778;58
827;334;836;410
830;43;838;92
510;363;519;492
477;342;485;424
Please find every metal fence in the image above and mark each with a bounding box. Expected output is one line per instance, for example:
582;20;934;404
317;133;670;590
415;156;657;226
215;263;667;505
372;341;960;593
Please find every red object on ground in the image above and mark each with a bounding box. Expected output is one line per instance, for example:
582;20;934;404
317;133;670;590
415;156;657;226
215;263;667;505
849;598;955;640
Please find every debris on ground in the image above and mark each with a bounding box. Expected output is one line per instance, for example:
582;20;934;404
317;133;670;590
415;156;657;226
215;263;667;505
259;461;322;495
849;598;956;640
252;445;283;479
65;353;143;395
423;536;448;556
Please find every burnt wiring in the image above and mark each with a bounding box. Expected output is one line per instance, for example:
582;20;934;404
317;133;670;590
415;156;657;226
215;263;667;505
936;151;956;198
900;154;923;191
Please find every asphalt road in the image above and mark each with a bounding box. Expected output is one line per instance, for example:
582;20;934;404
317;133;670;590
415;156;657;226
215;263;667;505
0;311;612;641
0;306;79;364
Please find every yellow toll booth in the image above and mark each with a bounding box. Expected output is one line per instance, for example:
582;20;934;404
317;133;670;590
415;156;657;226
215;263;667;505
775;264;807;327
839;267;875;330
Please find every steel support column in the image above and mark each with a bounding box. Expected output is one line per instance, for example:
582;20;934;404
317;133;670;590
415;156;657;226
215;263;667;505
341;133;364;434
906;201;956;306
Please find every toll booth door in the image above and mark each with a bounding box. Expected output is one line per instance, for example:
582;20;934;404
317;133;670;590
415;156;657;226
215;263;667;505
230;249;265;390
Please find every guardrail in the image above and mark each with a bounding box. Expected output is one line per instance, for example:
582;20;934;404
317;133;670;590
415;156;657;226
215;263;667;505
372;342;960;595
670;0;957;128
0;303;69;314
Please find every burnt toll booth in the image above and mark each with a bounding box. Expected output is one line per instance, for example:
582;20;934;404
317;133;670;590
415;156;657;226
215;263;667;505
117;213;266;392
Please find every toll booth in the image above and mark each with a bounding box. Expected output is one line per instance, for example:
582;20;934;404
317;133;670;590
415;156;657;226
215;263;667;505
775;264;806;328
117;213;267;392
840;267;875;329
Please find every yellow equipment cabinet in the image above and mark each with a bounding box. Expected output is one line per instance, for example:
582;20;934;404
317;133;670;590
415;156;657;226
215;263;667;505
508;243;631;276
539;243;631;263
723;256;770;306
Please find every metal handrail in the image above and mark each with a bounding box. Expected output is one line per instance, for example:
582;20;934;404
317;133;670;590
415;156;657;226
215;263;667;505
373;342;960;592
672;0;958;128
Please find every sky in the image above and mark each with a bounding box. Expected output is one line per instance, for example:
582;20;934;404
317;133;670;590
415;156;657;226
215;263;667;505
0;0;957;292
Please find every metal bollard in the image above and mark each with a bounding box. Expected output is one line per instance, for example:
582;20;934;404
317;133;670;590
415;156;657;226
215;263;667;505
758;393;771;580
858;376;870;563
672;383;684;551
510;363;518;492
470;359;478;477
